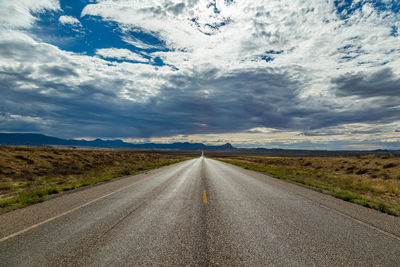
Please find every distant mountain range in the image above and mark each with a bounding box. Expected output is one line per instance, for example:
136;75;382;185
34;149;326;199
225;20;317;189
1;133;399;154
0;133;236;150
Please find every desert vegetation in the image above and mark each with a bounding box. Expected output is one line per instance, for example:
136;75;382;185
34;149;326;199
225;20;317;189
214;154;400;216
0;146;190;214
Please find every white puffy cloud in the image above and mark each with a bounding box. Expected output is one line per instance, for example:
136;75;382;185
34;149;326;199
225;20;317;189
95;48;148;62
81;1;399;70
122;36;164;50
59;15;81;26
0;0;59;28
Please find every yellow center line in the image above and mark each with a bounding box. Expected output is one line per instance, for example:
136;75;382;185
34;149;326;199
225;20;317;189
203;189;207;204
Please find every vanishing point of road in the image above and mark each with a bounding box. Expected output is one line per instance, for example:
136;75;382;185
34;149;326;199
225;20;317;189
1;157;399;266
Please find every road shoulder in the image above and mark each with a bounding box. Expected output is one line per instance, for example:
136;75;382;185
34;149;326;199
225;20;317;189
215;159;400;239
0;161;188;241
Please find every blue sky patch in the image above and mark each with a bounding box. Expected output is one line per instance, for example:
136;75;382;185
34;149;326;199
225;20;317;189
265;50;283;55
334;0;400;20
261;55;274;63
391;26;398;36
31;0;169;65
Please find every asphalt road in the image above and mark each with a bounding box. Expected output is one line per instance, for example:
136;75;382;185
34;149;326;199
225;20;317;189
0;157;399;266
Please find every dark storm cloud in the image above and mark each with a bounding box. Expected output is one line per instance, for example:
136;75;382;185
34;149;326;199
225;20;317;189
150;68;304;135
1;62;399;139
0;64;309;138
325;67;400;131
0;64;129;137
1;42;399;140
303;100;399;131
332;68;400;97
147;68;400;136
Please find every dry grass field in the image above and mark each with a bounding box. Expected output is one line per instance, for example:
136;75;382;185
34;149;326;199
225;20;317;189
0;146;190;214
215;155;400;216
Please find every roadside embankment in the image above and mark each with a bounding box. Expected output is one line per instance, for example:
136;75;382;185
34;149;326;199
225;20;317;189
0;146;191;214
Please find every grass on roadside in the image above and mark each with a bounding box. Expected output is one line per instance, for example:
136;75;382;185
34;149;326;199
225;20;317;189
215;156;400;216
0;146;192;214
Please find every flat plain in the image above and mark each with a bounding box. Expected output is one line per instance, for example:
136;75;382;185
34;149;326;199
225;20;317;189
0;146;190;214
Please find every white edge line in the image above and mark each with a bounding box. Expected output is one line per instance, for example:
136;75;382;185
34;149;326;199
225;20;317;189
0;179;143;243
217;159;400;242
316;203;400;242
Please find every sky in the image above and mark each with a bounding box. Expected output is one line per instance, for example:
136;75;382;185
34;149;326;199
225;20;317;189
0;0;399;150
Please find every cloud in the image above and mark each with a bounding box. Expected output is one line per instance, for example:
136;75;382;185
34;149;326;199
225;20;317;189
0;29;399;144
122;36;164;50
40;65;78;77
9;0;400;71
148;68;304;135
59;15;81;26
0;0;59;28
0;0;399;149
332;67;400;97
0;31;68;63
95;48;148;62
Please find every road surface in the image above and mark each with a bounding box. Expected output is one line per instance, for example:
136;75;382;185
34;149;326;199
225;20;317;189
0;157;399;266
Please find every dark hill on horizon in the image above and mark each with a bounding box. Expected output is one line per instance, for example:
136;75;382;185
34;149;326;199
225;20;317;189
0;133;236;150
0;133;398;155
